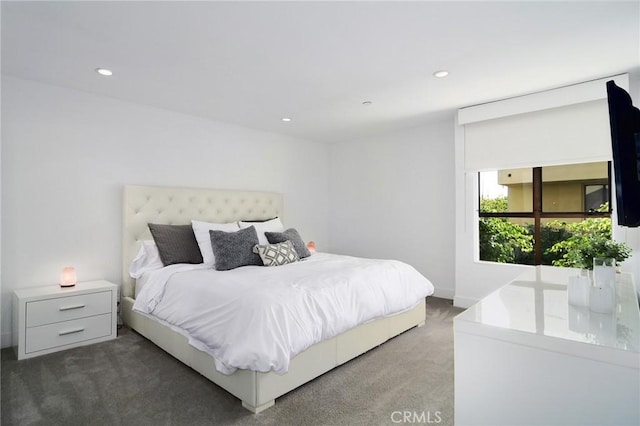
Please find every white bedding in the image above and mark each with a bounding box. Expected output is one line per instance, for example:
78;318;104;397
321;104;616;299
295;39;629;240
133;253;434;375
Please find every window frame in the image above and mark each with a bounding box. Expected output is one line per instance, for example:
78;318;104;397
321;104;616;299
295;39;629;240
584;183;610;212
478;162;612;265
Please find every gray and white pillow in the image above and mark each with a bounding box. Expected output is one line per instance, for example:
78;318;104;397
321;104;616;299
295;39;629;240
209;226;262;271
253;240;300;266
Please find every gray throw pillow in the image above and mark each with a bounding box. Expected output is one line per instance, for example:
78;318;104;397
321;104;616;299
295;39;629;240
148;223;203;266
209;226;262;271
265;228;311;258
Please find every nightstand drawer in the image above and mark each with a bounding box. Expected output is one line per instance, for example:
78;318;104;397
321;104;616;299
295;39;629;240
26;290;112;327
25;313;112;354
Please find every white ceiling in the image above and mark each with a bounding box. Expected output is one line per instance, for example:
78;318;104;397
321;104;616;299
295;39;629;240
2;1;639;144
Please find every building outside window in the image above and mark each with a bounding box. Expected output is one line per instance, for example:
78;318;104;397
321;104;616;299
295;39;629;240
478;161;611;266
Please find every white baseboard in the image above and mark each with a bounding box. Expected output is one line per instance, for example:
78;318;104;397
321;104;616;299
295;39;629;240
432;287;455;300
1;331;12;349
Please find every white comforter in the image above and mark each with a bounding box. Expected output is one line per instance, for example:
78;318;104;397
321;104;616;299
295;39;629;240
133;253;434;375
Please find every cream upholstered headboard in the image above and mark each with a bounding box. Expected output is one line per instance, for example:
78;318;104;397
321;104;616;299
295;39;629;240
122;185;283;298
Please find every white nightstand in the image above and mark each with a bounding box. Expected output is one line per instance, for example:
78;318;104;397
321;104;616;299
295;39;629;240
13;280;118;360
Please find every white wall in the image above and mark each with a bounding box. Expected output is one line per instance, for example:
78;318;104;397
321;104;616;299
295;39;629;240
0;71;3;354
0;76;330;348
328;121;456;299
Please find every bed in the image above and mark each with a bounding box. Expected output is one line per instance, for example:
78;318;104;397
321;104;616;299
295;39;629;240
121;184;431;413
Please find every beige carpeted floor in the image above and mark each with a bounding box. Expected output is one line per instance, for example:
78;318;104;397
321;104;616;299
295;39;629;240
1;297;464;426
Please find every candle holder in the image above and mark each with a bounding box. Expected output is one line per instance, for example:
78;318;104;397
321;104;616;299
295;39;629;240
589;258;616;314
568;275;590;307
59;267;77;287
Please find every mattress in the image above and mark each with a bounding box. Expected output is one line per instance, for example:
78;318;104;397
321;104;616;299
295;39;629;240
133;252;434;375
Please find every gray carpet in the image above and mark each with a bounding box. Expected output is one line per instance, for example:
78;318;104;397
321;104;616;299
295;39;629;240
1;297;464;426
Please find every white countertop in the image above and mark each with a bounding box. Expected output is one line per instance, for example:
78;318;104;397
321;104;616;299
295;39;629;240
455;266;640;367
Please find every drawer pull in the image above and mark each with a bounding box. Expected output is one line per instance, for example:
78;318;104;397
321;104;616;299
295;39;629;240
59;327;85;336
59;304;85;311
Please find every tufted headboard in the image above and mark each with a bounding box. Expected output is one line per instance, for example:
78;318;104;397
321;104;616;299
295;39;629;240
122;185;283;298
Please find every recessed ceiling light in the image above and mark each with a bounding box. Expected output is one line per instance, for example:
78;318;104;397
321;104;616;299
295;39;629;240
281;117;292;122
95;68;113;76
362;100;373;106
433;70;449;78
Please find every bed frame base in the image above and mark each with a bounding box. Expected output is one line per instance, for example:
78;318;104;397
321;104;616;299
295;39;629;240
123;297;426;412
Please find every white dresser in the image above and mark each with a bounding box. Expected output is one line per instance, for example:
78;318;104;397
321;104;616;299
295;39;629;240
454;266;640;426
13;280;118;360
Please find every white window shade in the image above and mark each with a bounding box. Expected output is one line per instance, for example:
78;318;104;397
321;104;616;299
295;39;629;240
464;99;611;171
460;74;629;172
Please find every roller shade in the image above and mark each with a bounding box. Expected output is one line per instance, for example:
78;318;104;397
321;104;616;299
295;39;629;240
464;99;611;171
460;74;629;172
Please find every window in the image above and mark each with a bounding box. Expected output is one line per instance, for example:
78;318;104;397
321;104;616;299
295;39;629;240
585;184;608;212
478;162;611;266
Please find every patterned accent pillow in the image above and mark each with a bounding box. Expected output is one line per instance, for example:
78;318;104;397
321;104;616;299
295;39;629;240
253;240;300;267
264;228;311;258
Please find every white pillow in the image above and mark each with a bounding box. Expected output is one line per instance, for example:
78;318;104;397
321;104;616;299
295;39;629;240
239;217;284;245
129;240;164;279
191;220;240;264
